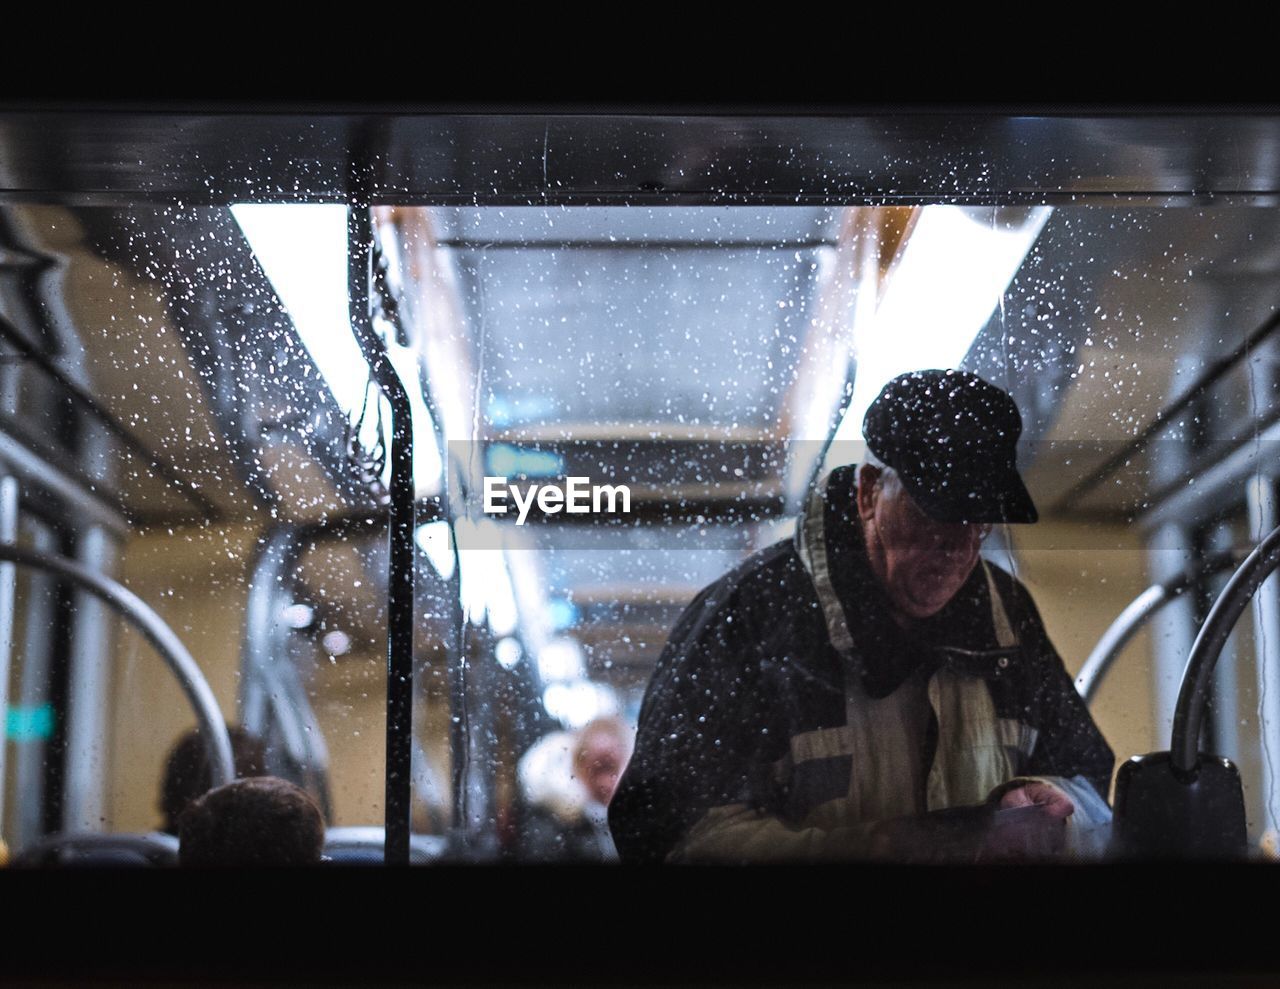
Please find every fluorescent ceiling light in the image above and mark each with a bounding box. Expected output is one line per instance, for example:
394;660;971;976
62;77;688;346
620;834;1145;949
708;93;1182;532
825;206;1051;468
232;204;442;494
231;205;365;411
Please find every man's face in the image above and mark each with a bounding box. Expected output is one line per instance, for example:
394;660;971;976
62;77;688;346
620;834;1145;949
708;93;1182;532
575;733;627;806
857;464;990;622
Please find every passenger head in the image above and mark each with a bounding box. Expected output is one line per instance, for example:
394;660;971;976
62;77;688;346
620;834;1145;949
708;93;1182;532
573;717;632;807
857;460;988;620
856;370;1036;622
160;725;267;835
178;776;325;867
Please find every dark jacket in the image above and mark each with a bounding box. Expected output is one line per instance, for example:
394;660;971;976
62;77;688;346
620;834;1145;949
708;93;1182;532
609;465;1115;863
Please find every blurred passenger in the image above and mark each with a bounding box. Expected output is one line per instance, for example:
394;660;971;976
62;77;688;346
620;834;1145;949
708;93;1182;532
574;716;631;810
159;725;267;835
178;776;325;867
518;718;632;862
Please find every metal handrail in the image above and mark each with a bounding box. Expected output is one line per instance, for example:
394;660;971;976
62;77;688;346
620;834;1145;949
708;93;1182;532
239;524;334;820
0;542;233;786
238;501;449;823
1076;550;1243;705
1173;522;1280;777
0;313;221;522
1055;306;1280;513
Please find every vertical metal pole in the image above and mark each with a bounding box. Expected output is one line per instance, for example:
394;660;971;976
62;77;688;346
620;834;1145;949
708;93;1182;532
446;458;468;841
462;623;497;857
1148;521;1198;747
14;522;56;848
348;204;415;866
0;476;19;835
1246;474;1280;836
60;526;117;832
240;525;335;820
1145;349;1201;748
1207;521;1241;760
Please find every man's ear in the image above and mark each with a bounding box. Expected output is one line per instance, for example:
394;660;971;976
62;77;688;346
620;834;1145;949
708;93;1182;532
855;463;882;521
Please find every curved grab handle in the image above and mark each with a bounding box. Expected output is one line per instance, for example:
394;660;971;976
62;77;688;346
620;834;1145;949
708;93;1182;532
0;543;234;788
1077;550;1244;705
1173;523;1280;777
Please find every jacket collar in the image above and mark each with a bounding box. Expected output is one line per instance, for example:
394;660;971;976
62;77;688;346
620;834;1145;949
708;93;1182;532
795;465;1019;698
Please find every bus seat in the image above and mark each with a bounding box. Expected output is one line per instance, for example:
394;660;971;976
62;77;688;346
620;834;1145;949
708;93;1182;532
322;826;445;865
11;831;179;868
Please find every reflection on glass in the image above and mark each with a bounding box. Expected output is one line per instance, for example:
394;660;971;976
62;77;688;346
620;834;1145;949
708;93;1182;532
4;192;1280;866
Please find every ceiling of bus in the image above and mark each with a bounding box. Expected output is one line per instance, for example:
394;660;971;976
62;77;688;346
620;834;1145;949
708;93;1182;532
441;206;837;433
3;108;1280;206
11;205;1280;680
978;207;1280;525
0;204;375;528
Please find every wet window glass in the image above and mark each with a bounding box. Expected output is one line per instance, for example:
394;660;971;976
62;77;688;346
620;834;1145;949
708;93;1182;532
1;111;1278;869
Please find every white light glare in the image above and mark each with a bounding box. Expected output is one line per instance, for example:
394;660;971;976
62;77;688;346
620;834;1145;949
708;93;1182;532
230;205;365;412
381;327;444;494
453;522;519;638
281;602;315;629
231;204;441;495
537;637;586;683
418;519;523;637
542;679;619;730
415;520;456;580
322;629;352;656
495;637;523;670
828;206;1052;465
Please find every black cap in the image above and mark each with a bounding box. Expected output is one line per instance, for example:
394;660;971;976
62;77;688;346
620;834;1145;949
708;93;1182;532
862;369;1037;524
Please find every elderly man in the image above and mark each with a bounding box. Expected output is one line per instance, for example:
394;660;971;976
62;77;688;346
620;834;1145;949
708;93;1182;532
609;369;1114;863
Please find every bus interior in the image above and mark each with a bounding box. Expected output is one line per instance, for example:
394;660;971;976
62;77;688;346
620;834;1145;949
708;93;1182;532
2;104;1280;978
